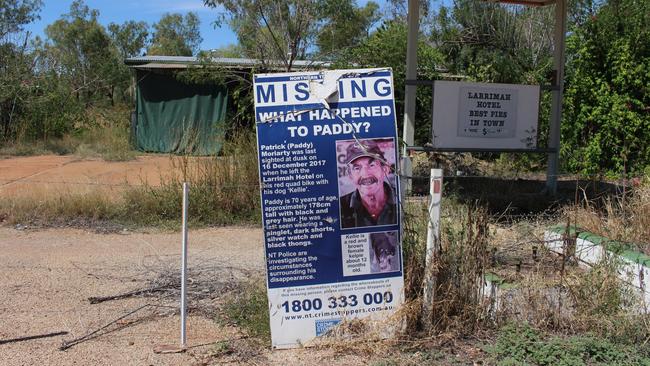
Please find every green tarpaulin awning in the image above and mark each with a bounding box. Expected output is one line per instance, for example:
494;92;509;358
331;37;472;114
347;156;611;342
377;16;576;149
134;69;228;155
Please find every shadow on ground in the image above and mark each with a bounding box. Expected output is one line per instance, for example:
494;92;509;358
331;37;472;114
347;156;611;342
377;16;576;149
411;176;626;218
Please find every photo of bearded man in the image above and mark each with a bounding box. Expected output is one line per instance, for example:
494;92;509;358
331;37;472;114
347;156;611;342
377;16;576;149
337;138;398;229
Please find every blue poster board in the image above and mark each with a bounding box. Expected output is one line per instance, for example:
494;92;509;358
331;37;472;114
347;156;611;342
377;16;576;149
254;68;403;348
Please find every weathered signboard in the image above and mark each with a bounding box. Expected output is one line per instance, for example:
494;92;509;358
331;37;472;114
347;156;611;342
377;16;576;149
432;80;540;149
254;68;403;349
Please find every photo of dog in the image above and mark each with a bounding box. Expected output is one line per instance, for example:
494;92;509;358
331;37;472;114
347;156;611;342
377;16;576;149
369;231;400;273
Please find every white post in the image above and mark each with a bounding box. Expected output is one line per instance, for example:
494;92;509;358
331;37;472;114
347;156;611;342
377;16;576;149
401;0;419;195
545;0;567;194
180;182;189;348
423;168;443;318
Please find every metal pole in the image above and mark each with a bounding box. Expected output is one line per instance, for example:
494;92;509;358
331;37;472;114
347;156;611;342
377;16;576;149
423;168;443;320
180;182;189;348
401;0;420;195
545;0;567;194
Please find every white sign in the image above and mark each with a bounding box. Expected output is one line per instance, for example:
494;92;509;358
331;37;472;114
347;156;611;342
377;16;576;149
432;81;540;149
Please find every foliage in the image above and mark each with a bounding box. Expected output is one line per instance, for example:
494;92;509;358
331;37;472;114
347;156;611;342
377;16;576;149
218;278;270;339
433;0;554;84
315;0;380;60
107;20;148;58
44;0;122;105
204;0;381;69
431;1;555;170
0;0;42;41
0;0;42;140
562;0;650;176
11;69;87;140
148;12;201;56
204;0;321;70
486;322;650;366
344;21;443;144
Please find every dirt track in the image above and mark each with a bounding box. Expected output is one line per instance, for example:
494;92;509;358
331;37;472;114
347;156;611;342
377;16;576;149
0;226;267;365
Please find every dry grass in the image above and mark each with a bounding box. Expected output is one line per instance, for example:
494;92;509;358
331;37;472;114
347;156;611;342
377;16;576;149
485;217;650;345
398;198;491;338
122;132;261;227
0;133;261;228
0;186;122;226
564;181;650;255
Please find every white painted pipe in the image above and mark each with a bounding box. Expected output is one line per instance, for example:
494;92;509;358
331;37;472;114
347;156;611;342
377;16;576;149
423;168;443;312
181;182;189;347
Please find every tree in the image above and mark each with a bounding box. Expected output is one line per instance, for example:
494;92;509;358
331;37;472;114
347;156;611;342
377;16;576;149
315;0;380;59
45;0;120;104
148;12;201;56
0;0;42;140
204;0;381;69
108;20;149;58
204;0;320;70
432;0;554;84
0;0;42;41
345;21;443;144
562;0;650;175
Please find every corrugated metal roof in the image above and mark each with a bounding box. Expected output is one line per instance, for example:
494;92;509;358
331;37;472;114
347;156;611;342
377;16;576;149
485;0;556;5
126;55;196;64
124;56;331;70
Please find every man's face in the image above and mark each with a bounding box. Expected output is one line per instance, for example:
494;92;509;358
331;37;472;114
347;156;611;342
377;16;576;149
348;157;389;197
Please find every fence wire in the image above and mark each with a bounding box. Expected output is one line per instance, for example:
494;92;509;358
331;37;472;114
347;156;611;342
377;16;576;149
0;172;640;188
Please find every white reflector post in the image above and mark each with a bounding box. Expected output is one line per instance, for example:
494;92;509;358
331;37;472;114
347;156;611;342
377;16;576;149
180;182;189;347
423;168;443;319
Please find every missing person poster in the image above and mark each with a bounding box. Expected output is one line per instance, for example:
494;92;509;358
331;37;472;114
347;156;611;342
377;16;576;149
254;68;403;349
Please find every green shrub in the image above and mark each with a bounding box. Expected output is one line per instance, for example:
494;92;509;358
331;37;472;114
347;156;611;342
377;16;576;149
218;278;270;340
486;322;650;366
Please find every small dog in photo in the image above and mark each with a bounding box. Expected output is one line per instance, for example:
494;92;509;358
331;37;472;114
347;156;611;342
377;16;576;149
370;232;399;273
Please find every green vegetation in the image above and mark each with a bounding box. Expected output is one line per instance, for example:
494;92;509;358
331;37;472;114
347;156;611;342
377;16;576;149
487;322;650;366
0;106;135;160
147;12;201;56
218;278;270;340
563;0;650;176
1;0;203;148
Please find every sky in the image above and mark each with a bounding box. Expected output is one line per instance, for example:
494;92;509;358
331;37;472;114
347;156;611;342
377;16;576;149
23;0;397;53
24;0;238;51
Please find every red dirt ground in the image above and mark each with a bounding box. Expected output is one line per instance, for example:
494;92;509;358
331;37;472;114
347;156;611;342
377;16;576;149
0;155;181;197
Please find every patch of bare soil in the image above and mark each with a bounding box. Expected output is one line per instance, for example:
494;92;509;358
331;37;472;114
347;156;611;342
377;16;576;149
0;226;266;365
0;155;193;197
0;227;389;365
